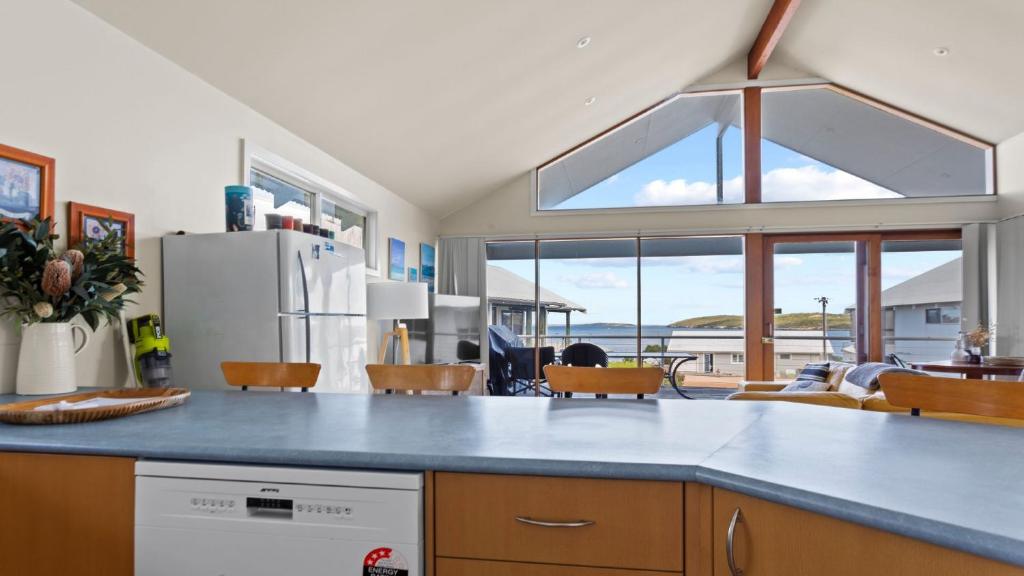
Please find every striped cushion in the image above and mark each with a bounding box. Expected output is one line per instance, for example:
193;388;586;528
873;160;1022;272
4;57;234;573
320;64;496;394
796;362;830;383
781;379;832;392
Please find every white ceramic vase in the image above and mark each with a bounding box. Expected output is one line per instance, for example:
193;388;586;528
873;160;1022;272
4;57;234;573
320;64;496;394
16;322;90;395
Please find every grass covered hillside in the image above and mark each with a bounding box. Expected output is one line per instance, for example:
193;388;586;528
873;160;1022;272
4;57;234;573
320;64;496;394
670;313;851;330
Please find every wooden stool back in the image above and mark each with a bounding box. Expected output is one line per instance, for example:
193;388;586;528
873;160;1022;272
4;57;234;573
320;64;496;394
366;364;476;395
545;366;664;399
879;373;1024;420
220;362;321;391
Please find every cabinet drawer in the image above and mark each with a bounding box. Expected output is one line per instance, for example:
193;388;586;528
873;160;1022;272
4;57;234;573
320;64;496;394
435;472;683;572
437;558;680;576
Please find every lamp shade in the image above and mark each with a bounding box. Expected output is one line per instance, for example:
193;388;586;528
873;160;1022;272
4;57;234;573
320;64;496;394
367;281;429;320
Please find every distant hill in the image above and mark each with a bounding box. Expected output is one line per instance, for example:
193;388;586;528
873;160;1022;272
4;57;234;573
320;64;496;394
670;313;851;330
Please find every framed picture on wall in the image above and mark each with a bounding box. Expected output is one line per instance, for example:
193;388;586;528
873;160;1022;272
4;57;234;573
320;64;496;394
68;202;136;258
0;143;55;225
408;267;418;282
388;237;406;281
420;242;435;293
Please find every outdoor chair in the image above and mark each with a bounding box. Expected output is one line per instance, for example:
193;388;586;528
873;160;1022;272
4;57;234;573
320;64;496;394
509;346;557;396
560;342;608;368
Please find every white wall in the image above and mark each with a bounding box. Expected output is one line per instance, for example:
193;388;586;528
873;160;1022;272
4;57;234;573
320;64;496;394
440;172;999;237
0;0;438;392
995;131;1024;355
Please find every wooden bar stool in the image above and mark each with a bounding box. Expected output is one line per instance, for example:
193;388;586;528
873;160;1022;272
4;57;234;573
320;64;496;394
879;373;1024;425
365;364;477;396
545;366;664;399
220;362;321;392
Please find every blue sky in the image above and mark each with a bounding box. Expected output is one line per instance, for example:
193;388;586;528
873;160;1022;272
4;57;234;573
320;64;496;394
493;123;956;325
550;121;899;210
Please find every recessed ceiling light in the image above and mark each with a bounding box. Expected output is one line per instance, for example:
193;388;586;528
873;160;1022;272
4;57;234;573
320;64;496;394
576;36;591;49
933;47;950;56
584;96;597;106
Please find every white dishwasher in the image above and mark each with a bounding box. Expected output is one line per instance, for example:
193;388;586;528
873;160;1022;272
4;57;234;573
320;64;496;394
135;461;422;576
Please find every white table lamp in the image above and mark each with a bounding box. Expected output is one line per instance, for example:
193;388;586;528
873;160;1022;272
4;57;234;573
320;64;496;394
367;282;429;364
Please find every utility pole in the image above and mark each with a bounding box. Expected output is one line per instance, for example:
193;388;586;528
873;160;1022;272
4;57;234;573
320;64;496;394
814;296;830;360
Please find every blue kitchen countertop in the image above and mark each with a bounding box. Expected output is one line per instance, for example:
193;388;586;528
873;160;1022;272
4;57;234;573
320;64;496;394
1;390;1022;567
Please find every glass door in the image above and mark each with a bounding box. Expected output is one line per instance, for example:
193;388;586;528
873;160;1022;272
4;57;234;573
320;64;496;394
762;235;877;380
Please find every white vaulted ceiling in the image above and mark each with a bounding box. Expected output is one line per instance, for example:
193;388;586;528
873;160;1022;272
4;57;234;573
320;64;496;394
774;0;1024;144
71;0;773;216
71;0;1024;216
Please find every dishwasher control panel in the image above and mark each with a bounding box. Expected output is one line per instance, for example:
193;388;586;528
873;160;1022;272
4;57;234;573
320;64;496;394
185;494;357;520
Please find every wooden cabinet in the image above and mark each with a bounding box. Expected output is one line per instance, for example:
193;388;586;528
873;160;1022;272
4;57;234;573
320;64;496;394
711;488;1024;576
0;452;135;576
434;472;684;574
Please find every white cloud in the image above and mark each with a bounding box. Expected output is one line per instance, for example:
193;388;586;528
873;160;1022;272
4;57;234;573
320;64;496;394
560;271;628;290
775;256;804;268
633;165;901;206
676;256;744;274
761;166;900;202
634;176;743;206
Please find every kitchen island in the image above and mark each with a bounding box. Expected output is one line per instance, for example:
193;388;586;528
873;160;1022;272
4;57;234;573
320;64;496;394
1;390;1023;574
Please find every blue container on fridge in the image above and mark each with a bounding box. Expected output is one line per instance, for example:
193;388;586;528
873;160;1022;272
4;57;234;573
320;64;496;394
225;185;254;231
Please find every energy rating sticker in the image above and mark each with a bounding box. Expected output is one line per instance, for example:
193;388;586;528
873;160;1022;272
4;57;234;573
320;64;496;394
363;547;409;576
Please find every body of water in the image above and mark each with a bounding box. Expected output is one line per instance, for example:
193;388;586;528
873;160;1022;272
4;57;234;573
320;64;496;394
544;324;679;355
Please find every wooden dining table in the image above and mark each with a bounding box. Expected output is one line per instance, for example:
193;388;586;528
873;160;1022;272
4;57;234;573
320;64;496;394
909;360;1024;380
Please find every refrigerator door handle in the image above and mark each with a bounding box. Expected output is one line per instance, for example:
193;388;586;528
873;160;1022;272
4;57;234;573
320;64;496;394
279;312;367;318
297;250;312;363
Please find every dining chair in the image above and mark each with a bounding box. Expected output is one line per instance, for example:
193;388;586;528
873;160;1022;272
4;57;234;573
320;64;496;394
878;373;1024;422
220;362;321;392
545;365;664;399
365;364;477;395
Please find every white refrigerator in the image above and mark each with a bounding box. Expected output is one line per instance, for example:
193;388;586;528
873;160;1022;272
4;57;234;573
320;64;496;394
163;230;369;393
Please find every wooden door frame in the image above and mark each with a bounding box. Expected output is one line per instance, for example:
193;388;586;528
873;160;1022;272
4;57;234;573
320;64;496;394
750;230;960;380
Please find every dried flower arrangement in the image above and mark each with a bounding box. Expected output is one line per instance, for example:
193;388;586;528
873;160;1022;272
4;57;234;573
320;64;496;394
0;218;143;329
965;324;993;349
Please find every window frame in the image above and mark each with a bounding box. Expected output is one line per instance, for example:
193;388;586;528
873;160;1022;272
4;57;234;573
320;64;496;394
530;82;995;216
243;140;381;276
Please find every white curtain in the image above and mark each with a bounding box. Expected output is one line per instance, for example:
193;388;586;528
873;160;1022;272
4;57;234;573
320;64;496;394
438;237;489;369
438;237;487;297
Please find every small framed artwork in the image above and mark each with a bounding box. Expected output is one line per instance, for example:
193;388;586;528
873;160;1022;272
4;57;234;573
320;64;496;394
0;143;55;225
68;202;136;258
420;242;436;293
408;267;418;282
388;237;406;281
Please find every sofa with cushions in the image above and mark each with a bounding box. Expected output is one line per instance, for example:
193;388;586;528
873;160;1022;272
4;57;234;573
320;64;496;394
729;361;1024;427
728;361;871;409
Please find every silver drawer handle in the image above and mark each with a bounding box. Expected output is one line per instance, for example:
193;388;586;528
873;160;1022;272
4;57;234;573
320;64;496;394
727;507;744;576
515;516;595;528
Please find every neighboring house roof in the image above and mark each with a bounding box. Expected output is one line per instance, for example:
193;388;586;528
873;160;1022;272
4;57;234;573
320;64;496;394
881;257;962;308
666;329;846;355
486;265;586;313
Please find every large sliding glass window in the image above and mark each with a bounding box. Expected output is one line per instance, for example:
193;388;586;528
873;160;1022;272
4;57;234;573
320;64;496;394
537;92;743;210
640;236;745;392
769;240;862;379
485;241;537;340
539;239;638;366
880;239;963;364
761;86;992;202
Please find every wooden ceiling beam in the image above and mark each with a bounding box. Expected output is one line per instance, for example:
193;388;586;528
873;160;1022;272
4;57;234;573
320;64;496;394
748;0;802;79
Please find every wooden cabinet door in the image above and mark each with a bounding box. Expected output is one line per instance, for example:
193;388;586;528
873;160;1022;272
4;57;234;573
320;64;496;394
0;452;135;576
712;488;1023;576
